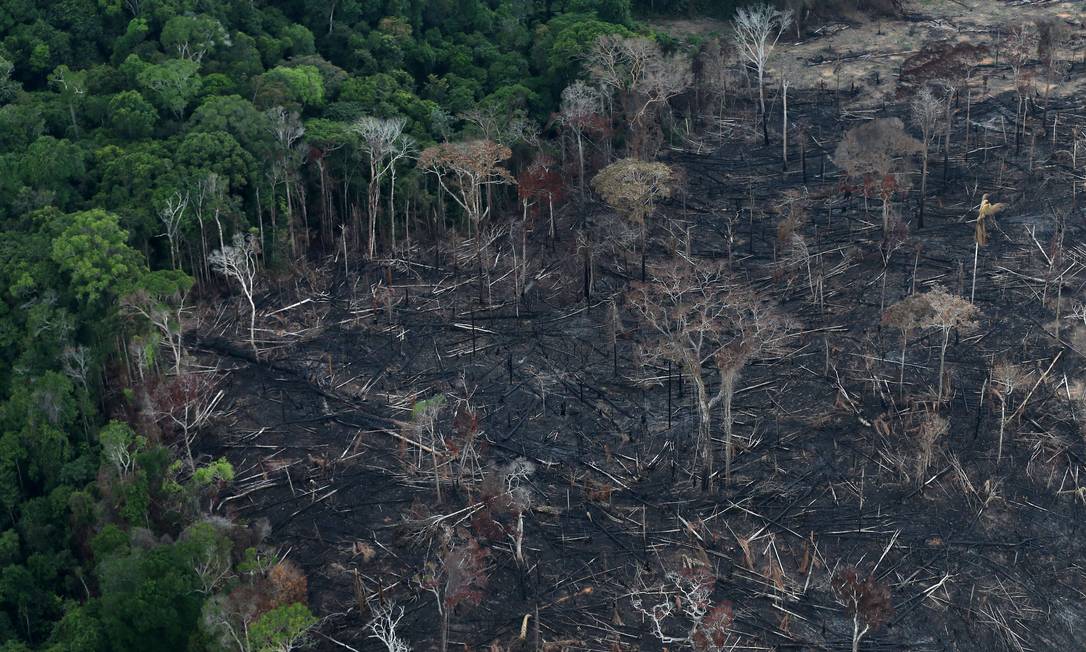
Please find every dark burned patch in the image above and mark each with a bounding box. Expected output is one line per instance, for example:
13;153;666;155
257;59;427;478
197;77;1086;652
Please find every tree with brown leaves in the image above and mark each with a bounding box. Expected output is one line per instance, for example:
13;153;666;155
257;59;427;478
882;292;933;396
834;118;921;234
920;285;980;401
629;258;792;488
419;140;515;238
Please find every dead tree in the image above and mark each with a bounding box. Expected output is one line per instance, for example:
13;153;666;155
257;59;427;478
591;158;673;279
158;190;188;271
352;116;414;258
420;140;514;300
420;140;514;238
210;233;261;357
151;370;226;472
631;562;737;650
267;107;306;256
834;118;921;233
910;87;942;229
991;360;1026;463
732;3;792;146
919;285;980;401
832;567;892;652
418;534;490;652
1036;18;1071;132
1005;25;1037;155
629;259;791;488
558;81;604;199
882;292;933;396
584;35;691;157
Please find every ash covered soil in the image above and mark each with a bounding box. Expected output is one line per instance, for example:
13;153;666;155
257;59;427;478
196;2;1086;650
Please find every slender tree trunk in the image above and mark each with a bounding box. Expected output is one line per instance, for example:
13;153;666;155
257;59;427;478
576;130;586;199
722;373;736;486
998;397;1006;463
919;147;929;228
899;332;908;396
782;82;789;170
937;328;950;400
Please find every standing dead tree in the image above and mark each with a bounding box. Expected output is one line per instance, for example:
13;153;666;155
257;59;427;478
920;285;980;402
732;3;792;146
352;116;414;258
832;567;892;652
420;140;514;239
210;233;261;358
267;107;306;256
629;259;791;488
834;118;921;233
910;87;943;229
882;292;933;396
591;158;673;280
151;369;226;473
1005;25;1037;156
418;534;490;652
420;140;514;301
991;360;1027;464
158;190;188;271
584;35;691;157
557;81;604;199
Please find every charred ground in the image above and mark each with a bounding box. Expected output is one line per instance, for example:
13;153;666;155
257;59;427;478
195;4;1086;651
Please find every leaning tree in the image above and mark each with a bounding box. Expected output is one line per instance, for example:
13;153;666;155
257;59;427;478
629;258;791;488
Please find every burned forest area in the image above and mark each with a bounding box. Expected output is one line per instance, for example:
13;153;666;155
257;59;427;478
188;4;1086;652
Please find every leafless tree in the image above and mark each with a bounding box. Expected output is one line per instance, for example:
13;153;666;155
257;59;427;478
1036;18;1071;131
210;233;261;357
267;107;306;255
584;35;691;156
732;3;792;145
910;87;943;228
151;370;226;472
158;191;188;270
122;282;192;377
558;81;603;198
629;259;791;487
991;360;1027;463
366;601;412;652
353;116;414;258
631;562;736;650
420;140;514;238
1005;25;1037;155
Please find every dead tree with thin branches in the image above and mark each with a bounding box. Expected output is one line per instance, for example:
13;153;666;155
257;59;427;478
732;3;792;146
629;259;791;488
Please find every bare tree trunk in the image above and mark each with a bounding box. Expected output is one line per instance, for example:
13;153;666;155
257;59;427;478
722;373;736;486
782;82;788;170
937;328;950;400
918;147;929;229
